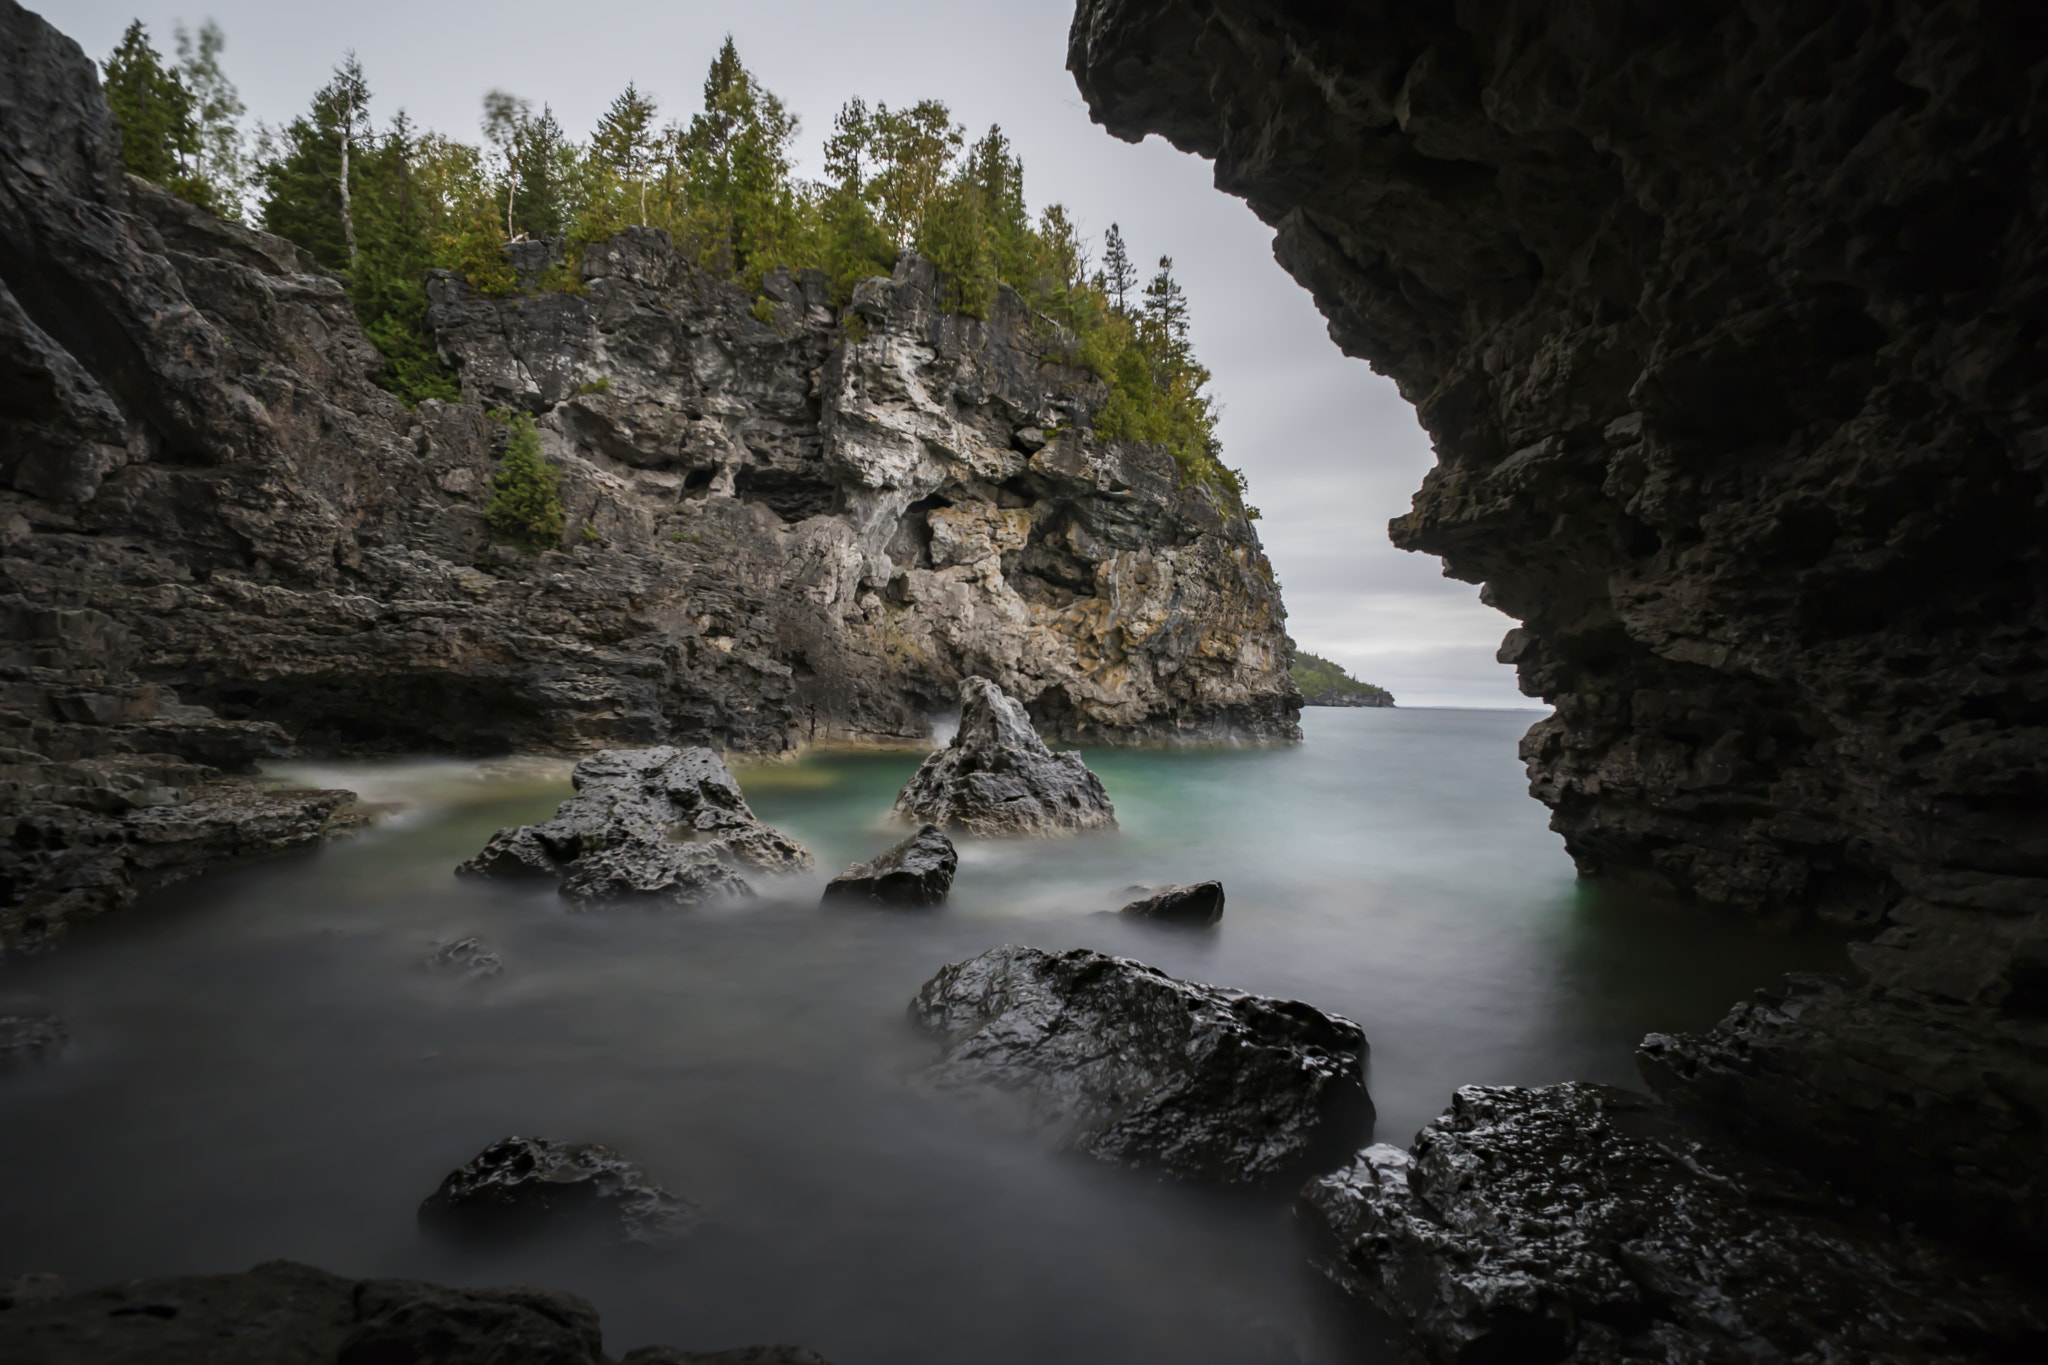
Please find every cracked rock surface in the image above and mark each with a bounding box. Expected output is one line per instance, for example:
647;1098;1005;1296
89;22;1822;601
458;746;808;905
910;944;1368;1182
890;677;1117;836
1301;1082;2046;1365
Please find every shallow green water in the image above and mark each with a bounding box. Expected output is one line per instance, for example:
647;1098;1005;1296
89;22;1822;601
0;708;1846;1362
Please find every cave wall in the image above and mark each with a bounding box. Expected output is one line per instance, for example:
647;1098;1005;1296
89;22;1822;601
1071;0;2047;994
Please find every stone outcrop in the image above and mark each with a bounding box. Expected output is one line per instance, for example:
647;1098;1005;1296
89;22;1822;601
1067;0;2048;1292
419;1136;699;1246
0;1259;830;1363
822;824;957;906
1070;0;2046;935
0;0;1295;952
889;677;1118;836
1637;973;2048;1258
1301;1083;2045;1365
909;944;1368;1182
1118;880;1224;926
457;746;808;905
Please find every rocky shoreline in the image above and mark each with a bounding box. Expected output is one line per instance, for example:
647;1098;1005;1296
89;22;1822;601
0;0;1297;952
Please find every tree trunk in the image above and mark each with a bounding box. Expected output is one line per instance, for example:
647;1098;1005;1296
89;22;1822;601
339;98;358;269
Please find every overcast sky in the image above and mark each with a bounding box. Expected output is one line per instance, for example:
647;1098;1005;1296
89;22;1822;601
51;0;1532;708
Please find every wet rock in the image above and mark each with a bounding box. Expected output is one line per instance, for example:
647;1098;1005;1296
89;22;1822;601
418;1135;700;1247
910;945;1367;1182
458;747;808;906
1637;973;2048;1257
1119;881;1224;926
427;936;503;979
890;678;1117;837
0;1259;808;1363
0;1006;66;1064
1300;1082;2046;1364
822;824;957;906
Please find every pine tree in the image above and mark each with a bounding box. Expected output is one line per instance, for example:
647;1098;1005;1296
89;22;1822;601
593;83;658;226
1102;223;1135;313
684;39;799;278
102;22;201;196
487;414;565;549
1142;254;1191;363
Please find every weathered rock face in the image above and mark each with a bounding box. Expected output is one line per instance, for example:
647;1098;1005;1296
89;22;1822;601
910;944;1368;1182
890;676;1118;836
1637;972;2048;1258
1118;880;1224;926
1069;2;2046;938
0;1259;829;1363
1301;1082;2045;1365
419;1135;700;1247
822;824;958;906
0;0;1294;952
457;746;808;905
426;237;1298;756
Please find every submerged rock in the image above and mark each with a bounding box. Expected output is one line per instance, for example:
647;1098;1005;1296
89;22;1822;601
1119;881;1224;926
0;1259;827;1363
457;747;809;906
910;945;1367;1182
890;678;1117;837
0;1007;66;1065
823;824;957;906
419;1135;699;1247
427;936;503;979
1301;1083;2046;1365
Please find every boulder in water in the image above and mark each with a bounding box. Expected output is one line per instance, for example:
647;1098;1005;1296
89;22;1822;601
1119;881;1224;926
457;747;809;905
419;1136;700;1247
1301;1082;2045;1364
427;936;503;979
0;1005;65;1066
890;678;1116;836
823;825;958;906
910;945;1368;1182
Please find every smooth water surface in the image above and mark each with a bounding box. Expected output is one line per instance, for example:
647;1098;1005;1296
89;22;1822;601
0;709;1847;1362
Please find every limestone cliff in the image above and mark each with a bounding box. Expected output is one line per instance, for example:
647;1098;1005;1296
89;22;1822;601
0;0;1296;951
1068;0;2047;1266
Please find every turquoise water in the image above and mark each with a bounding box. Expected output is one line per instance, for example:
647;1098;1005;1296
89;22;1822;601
0;709;1847;1362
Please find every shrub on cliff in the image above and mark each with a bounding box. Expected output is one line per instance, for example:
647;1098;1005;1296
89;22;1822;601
486;414;564;550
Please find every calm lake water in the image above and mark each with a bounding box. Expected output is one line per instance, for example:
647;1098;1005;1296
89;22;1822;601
0;708;1848;1362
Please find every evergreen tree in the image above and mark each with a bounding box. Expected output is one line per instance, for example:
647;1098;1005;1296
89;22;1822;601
352;112;461;404
257;84;348;270
684;38;799;277
1101;223;1135;313
487;413;565;549
511;104;576;239
101;22;202;199
1142;255;1191;363
593;83;658;226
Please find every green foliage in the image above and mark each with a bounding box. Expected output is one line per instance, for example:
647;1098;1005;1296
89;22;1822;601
485;413;564;549
573;377;611;395
1290;651;1391;702
237;32;1249;502
101;21;225;212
